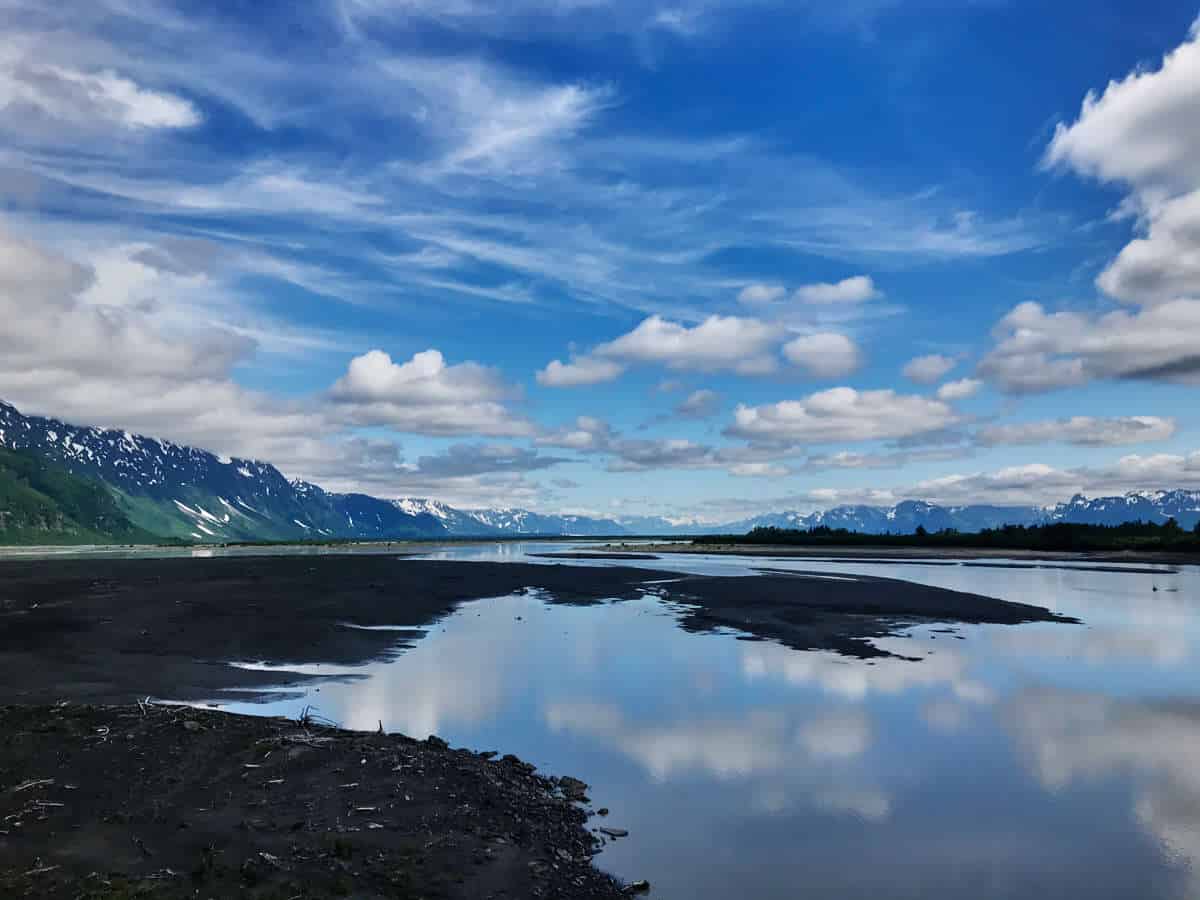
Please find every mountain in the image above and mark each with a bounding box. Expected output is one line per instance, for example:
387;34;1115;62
730;494;1200;535
0;401;446;543
0;445;156;544
3;399;1198;544
1047;491;1200;530
464;507;628;536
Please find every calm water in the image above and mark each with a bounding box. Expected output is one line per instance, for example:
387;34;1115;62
202;543;1200;899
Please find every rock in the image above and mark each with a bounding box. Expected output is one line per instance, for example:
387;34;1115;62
598;827;628;838
182;720;202;732
623;880;651;894
597;808;609;817
558;776;589;802
426;735;448;749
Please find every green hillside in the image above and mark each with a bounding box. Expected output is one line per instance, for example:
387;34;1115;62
0;446;159;545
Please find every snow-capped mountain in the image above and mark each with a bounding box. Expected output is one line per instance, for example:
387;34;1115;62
731;494;1200;534
3;398;1198;544
464;507;628;536
0;401;447;542
1046;491;1200;529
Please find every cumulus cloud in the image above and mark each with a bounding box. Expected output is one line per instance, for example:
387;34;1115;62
594;314;782;374
935;378;982;401
782;333;863;378
989;21;1200;393
979;299;1200;392
978;416;1176;448
328;349;531;436
794;275;880;305
536;356;625;387
902;354;957;384
737;282;786;304
727;388;958;444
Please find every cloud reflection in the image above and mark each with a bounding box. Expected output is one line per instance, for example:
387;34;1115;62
1009;687;1200;885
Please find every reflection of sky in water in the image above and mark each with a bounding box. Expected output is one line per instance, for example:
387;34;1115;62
206;544;1200;899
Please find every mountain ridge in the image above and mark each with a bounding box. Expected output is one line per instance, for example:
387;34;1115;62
1;400;1197;544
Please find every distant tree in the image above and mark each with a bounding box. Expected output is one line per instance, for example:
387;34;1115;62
1165;517;1181;533
1194;519;1200;536
915;525;928;537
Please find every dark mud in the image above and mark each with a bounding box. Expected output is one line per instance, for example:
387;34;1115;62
0;556;1074;704
0;703;629;899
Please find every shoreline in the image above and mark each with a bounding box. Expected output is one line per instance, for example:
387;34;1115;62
595;542;1198;567
0;702;632;899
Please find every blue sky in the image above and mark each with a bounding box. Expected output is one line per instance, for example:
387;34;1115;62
1;0;1199;520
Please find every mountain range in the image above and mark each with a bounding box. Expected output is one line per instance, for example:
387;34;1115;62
1;399;1198;544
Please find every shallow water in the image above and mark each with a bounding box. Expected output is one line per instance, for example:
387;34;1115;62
202;543;1200;899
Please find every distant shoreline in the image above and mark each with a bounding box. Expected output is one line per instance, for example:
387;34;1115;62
595;542;1198;567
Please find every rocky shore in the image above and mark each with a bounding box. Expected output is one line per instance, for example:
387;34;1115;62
0;703;635;899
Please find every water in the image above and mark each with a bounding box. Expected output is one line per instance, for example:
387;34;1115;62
202;543;1200;899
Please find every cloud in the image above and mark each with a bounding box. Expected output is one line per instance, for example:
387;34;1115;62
376;56;613;176
328;349;531;436
793;275;881;305
676;388;721;419
902;353;957;384
593;314;782;374
737;282;786;304
536;356;625;387
1043;19;1200;198
727;387;958;444
979;299;1200;392
730;462;790;478
536;415;618;451
410;442;568;477
0;53;200;132
782;332;863;378
935;378;982;401
978;416;1177;448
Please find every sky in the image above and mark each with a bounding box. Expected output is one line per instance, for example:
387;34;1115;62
1;0;1199;521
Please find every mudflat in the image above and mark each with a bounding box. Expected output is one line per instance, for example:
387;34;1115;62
0;556;1074;705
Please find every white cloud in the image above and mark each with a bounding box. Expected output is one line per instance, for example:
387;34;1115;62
377;56;613;176
730;462;790;478
793;275;880;305
902;353;957;384
0;55;200;131
1043;20;1200;196
978;415;1176;448
536;356;625;387
727;387;958;444
737;282;786;304
979;299;1200;392
935;378;982;401
782;333;863;378
328;349;530;436
594;314;782;374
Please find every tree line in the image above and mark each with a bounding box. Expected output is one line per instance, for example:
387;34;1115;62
693;519;1200;553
